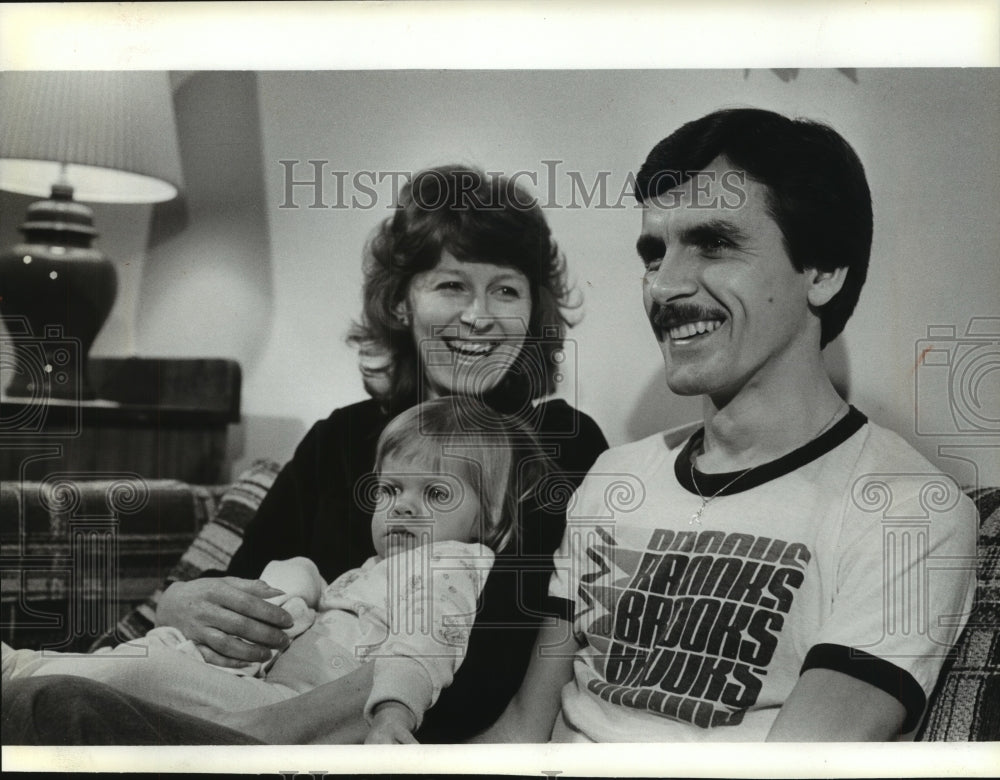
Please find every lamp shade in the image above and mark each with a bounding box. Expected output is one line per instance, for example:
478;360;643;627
0;71;183;203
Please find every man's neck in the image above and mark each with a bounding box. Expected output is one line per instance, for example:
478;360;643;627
696;357;847;474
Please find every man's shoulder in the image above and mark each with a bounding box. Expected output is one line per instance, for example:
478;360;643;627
848;417;976;524
853;417;955;479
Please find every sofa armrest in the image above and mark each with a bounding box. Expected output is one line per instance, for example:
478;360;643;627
1;476;225;652
87;459;281;650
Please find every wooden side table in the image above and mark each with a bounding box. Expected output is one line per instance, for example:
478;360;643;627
1;357;241;484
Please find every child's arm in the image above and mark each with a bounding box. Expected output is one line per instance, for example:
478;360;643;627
362;542;494;739
468;617;577;742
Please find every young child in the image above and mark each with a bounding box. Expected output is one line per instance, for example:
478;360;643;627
1;397;553;744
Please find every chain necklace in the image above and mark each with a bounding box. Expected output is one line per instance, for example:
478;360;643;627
688;403;847;525
688;463;755;524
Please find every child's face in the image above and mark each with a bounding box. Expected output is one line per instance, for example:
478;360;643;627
370;452;482;559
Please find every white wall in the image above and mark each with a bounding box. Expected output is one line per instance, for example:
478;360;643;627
80;69;999;486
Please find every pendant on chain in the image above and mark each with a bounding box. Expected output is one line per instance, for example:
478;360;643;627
690;501;708;525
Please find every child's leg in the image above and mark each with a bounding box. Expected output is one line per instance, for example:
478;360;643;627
27;635;300;716
2;641;47;681
2;628;204;681
2;636;170;681
2;559;326;685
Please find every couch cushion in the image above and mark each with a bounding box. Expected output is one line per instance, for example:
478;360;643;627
918;486;1000;740
88;459;281;651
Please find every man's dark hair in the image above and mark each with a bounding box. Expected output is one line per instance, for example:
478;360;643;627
635;108;872;348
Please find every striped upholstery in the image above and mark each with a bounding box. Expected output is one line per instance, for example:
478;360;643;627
917;487;1000;741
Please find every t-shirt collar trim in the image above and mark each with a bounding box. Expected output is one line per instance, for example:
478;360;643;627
674;406;868;496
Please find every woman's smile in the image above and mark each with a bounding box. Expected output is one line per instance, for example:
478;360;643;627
444;338;499;357
405;251;531;398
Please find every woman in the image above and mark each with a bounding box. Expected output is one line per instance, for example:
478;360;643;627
4;165;607;745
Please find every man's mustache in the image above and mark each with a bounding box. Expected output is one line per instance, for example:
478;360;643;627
649;302;727;334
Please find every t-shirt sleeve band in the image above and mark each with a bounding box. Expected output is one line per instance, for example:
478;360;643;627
801;643;927;733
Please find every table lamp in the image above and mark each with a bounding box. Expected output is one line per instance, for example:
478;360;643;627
0;71;184;401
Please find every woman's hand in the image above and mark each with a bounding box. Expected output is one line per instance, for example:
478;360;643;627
155;577;295;667
364;701;419;744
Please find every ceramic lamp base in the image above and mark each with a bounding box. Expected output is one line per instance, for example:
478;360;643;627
0;186;118;402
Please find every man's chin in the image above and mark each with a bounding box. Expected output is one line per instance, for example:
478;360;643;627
664;381;705;397
662;365;725;398
662;363;706;396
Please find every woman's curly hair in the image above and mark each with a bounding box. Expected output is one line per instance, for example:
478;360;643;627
348;164;579;413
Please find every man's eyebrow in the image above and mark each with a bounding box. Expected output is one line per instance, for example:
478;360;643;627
636;234;666;262
677;219;750;245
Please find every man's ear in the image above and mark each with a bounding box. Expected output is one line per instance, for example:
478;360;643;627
806;267;848;307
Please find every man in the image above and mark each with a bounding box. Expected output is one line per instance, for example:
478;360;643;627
478;108;976;742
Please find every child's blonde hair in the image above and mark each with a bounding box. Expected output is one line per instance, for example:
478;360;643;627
373;397;553;553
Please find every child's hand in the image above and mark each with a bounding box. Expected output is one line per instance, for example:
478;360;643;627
365;701;418;744
365;720;418;744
